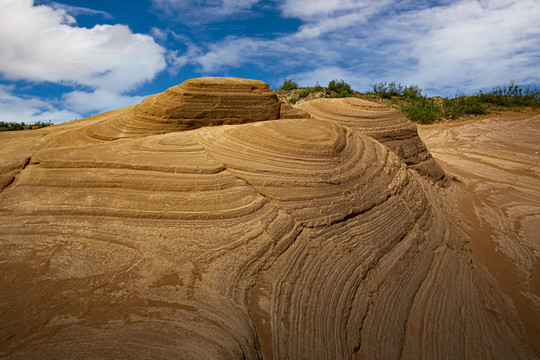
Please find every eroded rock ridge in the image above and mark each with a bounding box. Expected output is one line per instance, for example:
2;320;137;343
0;77;534;359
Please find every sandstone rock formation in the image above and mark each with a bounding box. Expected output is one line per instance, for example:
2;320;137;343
0;78;535;359
297;98;449;186
418;113;540;354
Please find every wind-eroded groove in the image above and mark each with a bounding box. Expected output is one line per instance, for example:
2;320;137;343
315;192;393;229
0;157;32;193
352;228;418;356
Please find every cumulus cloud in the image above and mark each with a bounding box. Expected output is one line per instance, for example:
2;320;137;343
152;0;262;23
0;85;80;124
0;0;166;92
0;0;168;120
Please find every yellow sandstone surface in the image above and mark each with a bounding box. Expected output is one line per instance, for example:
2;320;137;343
0;78;535;359
298;97;449;186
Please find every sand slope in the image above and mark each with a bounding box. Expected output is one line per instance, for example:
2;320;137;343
418;111;540;355
0;78;535;359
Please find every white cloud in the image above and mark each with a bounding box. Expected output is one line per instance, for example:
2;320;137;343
0;0;166;93
294;12;368;39
281;0;386;20
0;0;170;122
373;0;540;93
167;45;201;74
150;27;169;42
152;0;261;23
194;36;308;73
63;89;146;114
46;1;113;19
281;0;394;39
0;85;80;124
194;0;540;95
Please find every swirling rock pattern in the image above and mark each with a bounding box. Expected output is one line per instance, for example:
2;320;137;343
82;77;308;142
0;78;535;359
297;98;449;186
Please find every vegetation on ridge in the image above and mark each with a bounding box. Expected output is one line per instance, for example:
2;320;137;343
279;78;299;91
281;79;354;104
0;121;53;132
277;80;539;124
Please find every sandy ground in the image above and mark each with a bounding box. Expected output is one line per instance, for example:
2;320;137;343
418;109;540;354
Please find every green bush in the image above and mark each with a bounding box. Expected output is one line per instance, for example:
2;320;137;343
373;82;422;99
297;89;313;98
313;82;324;91
328;79;352;95
400;98;441;124
280;78;299;90
327;90;351;98
0;121;53;131
289;86;325;104
443;96;486;118
0;121;25;131
402;85;423;99
476;81;540;107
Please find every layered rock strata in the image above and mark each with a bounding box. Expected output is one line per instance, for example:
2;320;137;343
297;97;449;185
0;78;534;359
83;77;308;141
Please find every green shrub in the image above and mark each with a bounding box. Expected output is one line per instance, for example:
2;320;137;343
476;81;540;107
289;86;325;104
0;121;25;131
328;79;352;95
297;89;313;98
400;97;441;124
280;78;299;90
313;82;324;91
402;85;423;99
373;82;422;99
0;121;53;131
327;90;351;98
443;96;486;118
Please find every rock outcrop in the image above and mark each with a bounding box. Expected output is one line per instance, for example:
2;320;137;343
84;77;309;141
297;97;449;186
0;78;534;359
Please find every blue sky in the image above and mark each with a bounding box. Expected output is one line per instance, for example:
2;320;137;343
1;0;539;124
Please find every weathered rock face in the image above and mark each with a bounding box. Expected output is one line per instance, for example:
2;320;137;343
86;77;309;141
0;78;534;359
297;97;449;186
